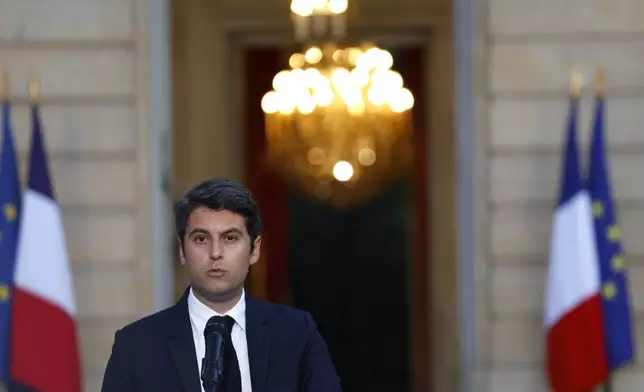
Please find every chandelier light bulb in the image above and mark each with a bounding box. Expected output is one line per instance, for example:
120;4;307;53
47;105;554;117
358;148;376;166
289;53;306;69
304;47;323;64
333;161;354;182
328;0;349;14
291;0;349;16
290;0;314;16
261;91;281;114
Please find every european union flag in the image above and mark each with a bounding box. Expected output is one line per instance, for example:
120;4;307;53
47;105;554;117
586;95;636;371
0;100;21;383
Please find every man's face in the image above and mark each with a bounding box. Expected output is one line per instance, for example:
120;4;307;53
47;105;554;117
179;207;261;302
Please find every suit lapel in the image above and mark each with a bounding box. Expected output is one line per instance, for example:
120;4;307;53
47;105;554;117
167;288;202;392
246;297;271;392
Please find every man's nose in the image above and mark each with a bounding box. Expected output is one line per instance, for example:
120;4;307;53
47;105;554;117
209;240;223;260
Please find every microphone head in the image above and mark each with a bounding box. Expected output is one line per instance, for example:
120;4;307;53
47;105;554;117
204;317;228;336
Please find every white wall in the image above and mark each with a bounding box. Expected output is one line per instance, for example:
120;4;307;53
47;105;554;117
476;0;644;390
0;1;170;389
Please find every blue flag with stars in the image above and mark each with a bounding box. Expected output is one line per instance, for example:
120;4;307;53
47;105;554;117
586;95;635;371
0;100;21;383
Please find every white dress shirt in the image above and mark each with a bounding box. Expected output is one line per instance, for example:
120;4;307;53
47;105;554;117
188;287;252;392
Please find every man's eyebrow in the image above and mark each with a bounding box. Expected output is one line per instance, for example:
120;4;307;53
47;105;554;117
221;228;244;235
188;228;209;236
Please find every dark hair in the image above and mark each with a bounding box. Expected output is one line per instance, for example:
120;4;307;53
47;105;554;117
174;178;262;250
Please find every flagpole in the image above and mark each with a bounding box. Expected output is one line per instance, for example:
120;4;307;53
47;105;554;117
596;67;605;99
27;71;39;104
570;70;582;98
604;374;613;392
1;68;9;102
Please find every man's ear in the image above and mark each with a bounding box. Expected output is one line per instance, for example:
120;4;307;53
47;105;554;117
178;238;186;265
250;235;262;265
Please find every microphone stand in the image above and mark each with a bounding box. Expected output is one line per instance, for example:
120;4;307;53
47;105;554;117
201;355;224;392
202;381;220;392
201;338;225;392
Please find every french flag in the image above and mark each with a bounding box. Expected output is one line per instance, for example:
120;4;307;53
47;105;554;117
10;105;82;391
544;95;608;391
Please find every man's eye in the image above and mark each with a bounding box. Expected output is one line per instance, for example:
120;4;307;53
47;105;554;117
224;235;238;242
194;235;207;243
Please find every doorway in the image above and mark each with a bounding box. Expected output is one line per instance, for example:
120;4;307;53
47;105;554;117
170;2;458;390
242;47;430;392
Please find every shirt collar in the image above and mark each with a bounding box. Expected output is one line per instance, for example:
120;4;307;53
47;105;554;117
187;287;247;334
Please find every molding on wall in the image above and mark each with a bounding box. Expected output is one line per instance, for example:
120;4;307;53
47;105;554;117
141;0;175;312
454;0;481;390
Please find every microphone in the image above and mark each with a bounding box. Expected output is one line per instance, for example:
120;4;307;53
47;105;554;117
201;318;227;392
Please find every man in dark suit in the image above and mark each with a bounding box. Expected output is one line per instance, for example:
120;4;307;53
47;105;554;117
101;178;342;392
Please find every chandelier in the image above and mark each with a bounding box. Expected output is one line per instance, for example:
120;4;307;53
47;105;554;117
260;0;415;205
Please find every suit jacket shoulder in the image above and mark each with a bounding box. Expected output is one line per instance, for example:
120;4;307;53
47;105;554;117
246;298;343;391
246;298;323;351
112;305;175;348
250;298;313;328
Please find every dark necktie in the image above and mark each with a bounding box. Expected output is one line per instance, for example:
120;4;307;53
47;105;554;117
206;315;241;392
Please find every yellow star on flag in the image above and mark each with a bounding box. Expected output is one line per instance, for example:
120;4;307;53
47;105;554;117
607;225;621;242
602;281;617;300
0;284;10;302
612;254;626;272
3;203;16;222
592;201;604;217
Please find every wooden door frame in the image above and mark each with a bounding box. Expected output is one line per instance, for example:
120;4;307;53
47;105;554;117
171;2;457;390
